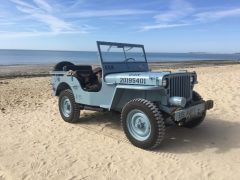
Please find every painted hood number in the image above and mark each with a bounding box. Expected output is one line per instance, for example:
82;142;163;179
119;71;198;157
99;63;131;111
120;78;146;84
105;71;171;86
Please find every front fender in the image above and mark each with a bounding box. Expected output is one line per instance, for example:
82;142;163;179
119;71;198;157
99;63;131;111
110;85;165;111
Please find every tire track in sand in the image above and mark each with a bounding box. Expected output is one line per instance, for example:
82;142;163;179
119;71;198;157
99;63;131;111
78;123;181;165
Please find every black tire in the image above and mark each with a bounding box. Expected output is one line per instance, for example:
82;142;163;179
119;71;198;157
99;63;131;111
59;89;81;123
53;61;74;71
121;98;165;149
183;91;206;128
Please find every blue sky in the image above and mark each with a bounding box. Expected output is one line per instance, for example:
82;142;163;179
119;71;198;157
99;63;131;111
0;0;240;53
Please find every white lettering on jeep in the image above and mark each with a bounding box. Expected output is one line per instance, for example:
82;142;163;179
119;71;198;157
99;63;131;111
120;78;146;84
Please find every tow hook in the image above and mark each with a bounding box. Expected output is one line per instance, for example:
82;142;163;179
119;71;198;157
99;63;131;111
205;100;214;110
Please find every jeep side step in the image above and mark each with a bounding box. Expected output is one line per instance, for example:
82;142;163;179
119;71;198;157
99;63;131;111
79;104;106;112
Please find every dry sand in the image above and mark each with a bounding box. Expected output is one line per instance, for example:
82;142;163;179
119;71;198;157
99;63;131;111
0;64;240;180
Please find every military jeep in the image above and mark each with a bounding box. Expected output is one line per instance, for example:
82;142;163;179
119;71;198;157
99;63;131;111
51;41;213;149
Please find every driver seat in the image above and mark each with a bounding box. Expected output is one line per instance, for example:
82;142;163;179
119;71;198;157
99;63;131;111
85;67;102;92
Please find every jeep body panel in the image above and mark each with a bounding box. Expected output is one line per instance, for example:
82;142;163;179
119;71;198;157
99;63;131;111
52;72;115;109
52;71;168;111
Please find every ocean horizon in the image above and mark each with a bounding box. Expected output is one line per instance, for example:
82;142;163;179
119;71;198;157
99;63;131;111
0;49;239;66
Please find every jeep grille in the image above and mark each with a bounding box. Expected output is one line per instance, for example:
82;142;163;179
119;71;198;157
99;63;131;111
168;74;191;100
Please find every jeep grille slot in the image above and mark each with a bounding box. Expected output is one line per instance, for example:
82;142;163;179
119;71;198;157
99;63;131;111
169;75;191;100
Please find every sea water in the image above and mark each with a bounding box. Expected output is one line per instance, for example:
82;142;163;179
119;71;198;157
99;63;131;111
0;49;239;65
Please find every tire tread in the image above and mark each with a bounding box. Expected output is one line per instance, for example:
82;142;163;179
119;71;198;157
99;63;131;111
121;98;165;149
59;89;81;123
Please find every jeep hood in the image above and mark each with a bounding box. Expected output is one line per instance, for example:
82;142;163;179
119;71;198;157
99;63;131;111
104;71;195;86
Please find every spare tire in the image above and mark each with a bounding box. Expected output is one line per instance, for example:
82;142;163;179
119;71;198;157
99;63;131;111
53;61;74;71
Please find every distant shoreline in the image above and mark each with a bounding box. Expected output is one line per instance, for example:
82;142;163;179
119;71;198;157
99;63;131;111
1;49;240;66
0;59;239;67
0;60;239;79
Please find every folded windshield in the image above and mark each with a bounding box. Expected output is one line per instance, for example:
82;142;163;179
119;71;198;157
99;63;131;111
98;43;147;63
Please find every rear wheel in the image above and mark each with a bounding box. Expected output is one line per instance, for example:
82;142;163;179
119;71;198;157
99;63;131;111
59;89;80;123
121;99;165;149
183;91;206;128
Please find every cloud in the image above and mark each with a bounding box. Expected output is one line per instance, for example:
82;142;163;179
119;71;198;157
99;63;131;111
154;0;194;23
0;30;88;39
8;0;240;35
195;8;240;22
9;0;154;35
67;9;154;18
141;0;240;31
16;5;72;32
10;0;36;9
10;0;86;33
33;0;52;12
141;0;194;31
142;23;189;31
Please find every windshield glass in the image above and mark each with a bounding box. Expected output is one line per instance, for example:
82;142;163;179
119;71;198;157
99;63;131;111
99;44;146;63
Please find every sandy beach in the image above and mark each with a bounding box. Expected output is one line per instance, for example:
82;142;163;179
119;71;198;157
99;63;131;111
0;63;240;179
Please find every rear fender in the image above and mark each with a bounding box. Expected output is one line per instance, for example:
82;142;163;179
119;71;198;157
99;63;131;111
52;75;81;101
55;82;72;96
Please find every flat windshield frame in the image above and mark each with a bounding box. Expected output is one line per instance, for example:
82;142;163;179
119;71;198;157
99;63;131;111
97;41;148;64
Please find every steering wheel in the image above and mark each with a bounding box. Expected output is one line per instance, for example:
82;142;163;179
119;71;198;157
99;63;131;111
124;58;136;62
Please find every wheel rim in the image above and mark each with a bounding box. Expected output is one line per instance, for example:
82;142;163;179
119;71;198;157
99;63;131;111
126;109;151;141
60;96;72;118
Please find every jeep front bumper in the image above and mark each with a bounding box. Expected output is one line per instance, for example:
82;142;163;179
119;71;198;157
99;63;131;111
174;100;214;122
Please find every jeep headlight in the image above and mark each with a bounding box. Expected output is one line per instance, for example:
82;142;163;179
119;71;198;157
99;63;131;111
190;76;194;83
162;79;168;87
190;75;197;84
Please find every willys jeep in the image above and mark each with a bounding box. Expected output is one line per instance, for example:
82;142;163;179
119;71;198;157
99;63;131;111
51;41;213;149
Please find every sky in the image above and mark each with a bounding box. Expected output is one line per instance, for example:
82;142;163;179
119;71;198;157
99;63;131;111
0;0;240;53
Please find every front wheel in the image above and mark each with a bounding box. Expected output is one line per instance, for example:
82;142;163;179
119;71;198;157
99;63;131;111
59;89;81;123
121;99;165;149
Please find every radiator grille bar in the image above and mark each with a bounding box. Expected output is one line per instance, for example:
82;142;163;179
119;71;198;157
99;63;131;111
169;75;191;99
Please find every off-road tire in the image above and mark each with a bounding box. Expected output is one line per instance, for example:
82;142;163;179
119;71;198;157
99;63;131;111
121;98;165;149
59;89;81;123
183;91;206;128
53;61;74;71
